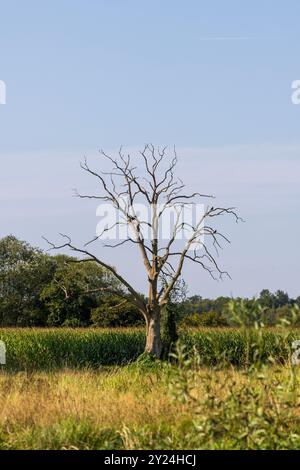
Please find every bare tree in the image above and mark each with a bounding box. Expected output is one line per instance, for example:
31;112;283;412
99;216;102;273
45;144;241;358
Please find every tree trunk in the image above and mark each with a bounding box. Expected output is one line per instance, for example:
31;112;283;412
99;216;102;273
145;309;162;358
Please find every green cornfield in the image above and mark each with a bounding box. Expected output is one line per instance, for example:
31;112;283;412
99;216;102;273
0;327;298;371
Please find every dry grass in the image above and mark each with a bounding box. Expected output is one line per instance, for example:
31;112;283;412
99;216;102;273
0;368;174;428
0;364;300;449
0;366;187;449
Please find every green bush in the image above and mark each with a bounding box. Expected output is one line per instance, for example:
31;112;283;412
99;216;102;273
91;298;143;327
181;311;228;327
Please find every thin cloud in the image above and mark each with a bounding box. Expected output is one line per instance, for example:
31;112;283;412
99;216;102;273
197;36;254;41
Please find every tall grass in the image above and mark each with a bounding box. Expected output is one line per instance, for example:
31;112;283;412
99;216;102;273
0;364;299;449
0;327;298;371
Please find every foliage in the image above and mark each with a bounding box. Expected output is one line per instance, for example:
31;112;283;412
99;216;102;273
167;301;300;449
167;343;300;449
181;310;228;327
0;236;56;326
161;303;179;358
91;296;143;327
181;290;299;327
40;256;109;326
182;295;231;316
0;236;126;327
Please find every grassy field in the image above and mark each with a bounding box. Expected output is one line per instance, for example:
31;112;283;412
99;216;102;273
1;327;300;449
0;364;300;449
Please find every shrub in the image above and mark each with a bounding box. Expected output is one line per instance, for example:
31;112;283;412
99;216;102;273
181;311;228;327
91;298;143;327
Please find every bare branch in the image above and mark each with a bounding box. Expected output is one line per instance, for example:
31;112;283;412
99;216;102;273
45;144;241;352
43;234;146;312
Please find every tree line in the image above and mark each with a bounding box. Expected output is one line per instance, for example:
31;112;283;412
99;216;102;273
0;235;297;328
0;236;143;327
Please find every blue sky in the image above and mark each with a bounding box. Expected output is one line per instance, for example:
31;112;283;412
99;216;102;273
0;0;300;298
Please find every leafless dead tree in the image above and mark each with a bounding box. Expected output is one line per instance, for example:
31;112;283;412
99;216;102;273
45;144;241;358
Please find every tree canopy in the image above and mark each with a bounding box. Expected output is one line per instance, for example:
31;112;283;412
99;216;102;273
0;236;140;327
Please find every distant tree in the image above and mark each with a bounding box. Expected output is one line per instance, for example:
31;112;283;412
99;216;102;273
211;296;231;315
258;289;274;309
181;295;231;319
0;236;55;325
40;255;115;326
197;311;228;327
273;290;290;309
91;295;143;327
